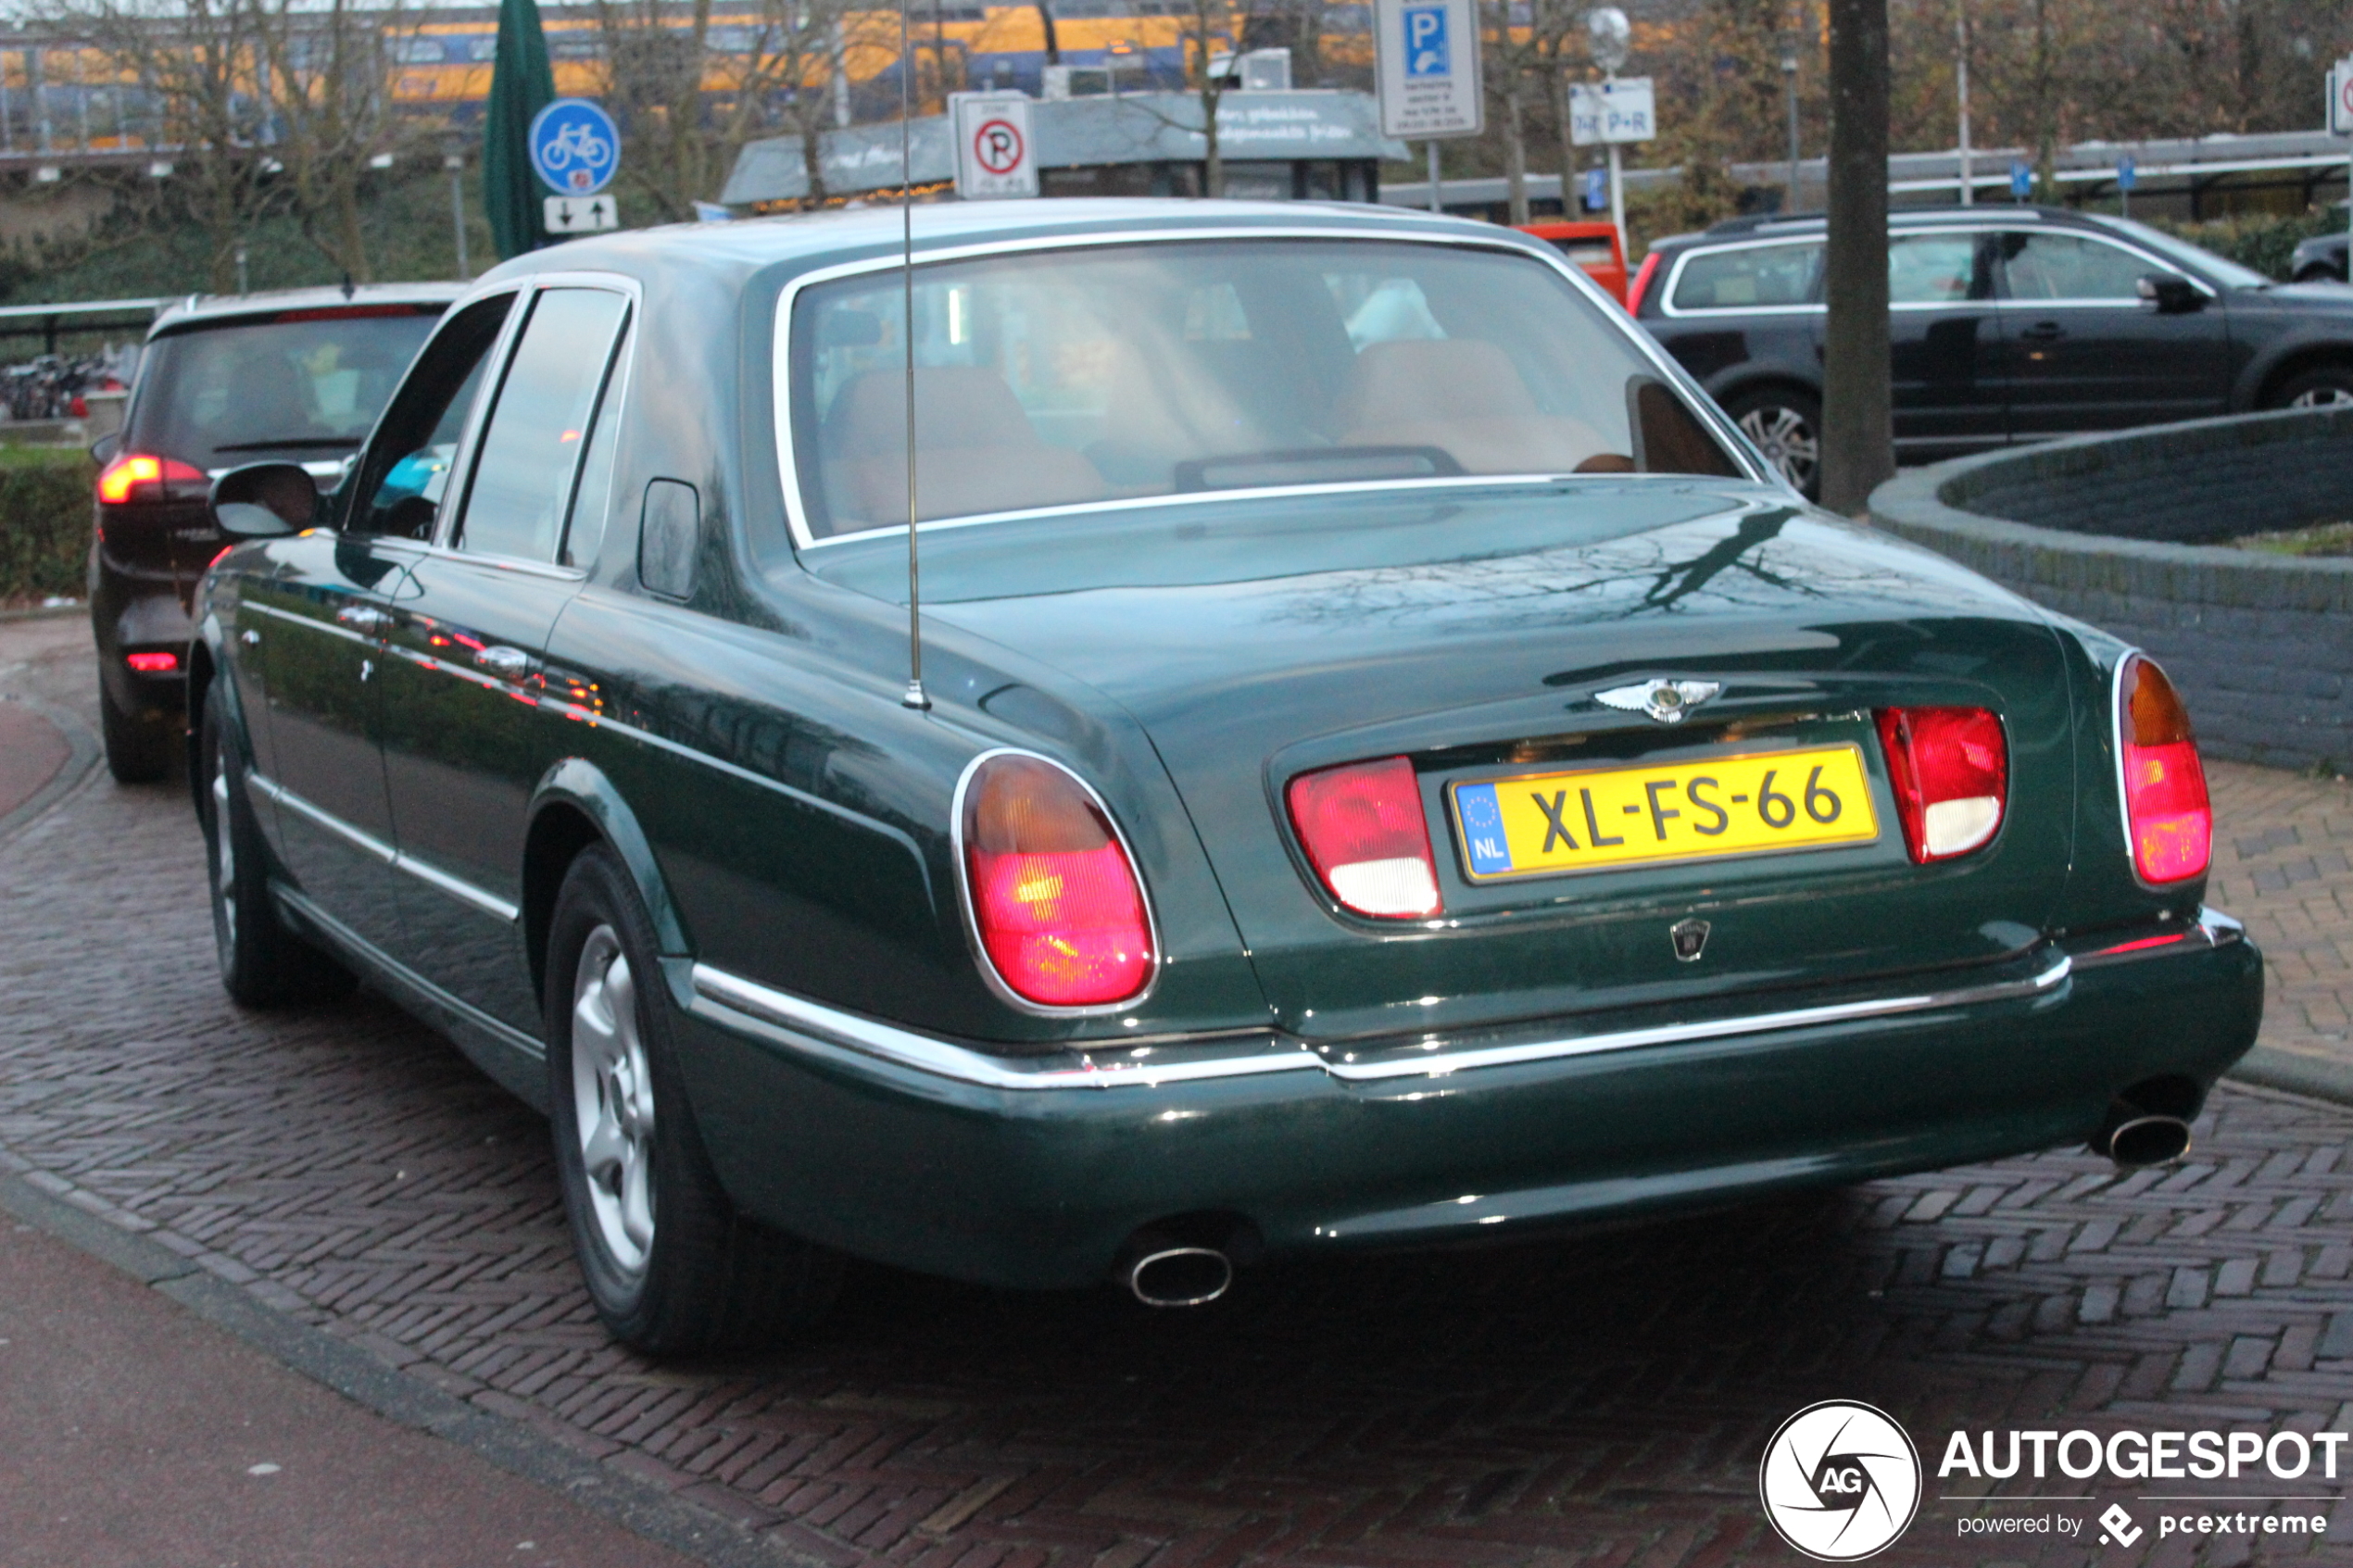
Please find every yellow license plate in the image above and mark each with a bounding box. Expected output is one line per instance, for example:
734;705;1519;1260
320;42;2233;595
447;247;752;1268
1449;745;1880;882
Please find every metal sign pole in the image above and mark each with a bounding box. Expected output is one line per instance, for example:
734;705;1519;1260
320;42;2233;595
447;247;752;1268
1428;139;1441;212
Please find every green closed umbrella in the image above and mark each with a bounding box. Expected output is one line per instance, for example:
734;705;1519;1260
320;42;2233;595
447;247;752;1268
483;0;556;261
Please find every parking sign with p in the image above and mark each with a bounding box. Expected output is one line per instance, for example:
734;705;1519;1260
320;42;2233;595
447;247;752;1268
1403;6;1448;78
1375;0;1481;139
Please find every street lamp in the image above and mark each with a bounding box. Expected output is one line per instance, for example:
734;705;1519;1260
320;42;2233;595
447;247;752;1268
1584;8;1631;240
1780;36;1801;213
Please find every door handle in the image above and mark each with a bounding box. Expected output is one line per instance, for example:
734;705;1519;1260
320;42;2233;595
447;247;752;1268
473;645;534;679
2018;321;2067;342
335;605;391;633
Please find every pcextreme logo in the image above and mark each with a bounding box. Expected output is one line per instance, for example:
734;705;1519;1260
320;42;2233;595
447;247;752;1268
1758;1400;1924;1561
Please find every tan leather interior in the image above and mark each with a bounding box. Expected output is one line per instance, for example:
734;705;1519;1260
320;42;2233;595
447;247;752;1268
823;367;1105;527
1336;340;1609;474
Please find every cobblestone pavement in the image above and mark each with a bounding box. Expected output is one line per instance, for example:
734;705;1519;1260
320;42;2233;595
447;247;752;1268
15;612;2353;1567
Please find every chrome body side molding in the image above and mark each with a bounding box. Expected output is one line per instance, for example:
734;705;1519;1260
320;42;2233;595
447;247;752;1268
680;916;2244;1094
247;770;520;923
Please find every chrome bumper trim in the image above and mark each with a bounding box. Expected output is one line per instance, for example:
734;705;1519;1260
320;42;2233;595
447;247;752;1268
247;770;520;923
688;945;2079;1093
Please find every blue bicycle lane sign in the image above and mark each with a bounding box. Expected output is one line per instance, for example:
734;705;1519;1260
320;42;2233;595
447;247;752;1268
529;99;621;195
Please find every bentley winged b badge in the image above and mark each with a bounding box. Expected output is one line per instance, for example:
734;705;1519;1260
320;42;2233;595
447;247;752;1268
1594;679;1723;725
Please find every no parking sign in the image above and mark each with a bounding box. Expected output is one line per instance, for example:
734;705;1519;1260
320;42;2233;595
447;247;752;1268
951;94;1037;200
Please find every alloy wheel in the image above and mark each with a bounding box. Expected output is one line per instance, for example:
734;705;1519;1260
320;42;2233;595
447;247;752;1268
1738;404;1820;493
571;926;656;1275
210;766;238;957
2290;385;2353;408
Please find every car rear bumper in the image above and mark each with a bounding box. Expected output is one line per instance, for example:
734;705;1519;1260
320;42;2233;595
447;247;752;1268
673;909;2262;1290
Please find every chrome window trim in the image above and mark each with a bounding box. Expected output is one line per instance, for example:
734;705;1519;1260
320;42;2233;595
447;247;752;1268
948;746;1164;1018
247;769;521;922
772;224;1769;549
1658;226;2015;320
685;941;2107;1093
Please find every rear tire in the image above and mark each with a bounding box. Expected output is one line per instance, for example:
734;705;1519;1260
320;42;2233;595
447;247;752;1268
2267;363;2353;410
2294;265;2344;285
101;690;173;784
1722;385;1823;499
199;684;355;1007
546;846;841;1355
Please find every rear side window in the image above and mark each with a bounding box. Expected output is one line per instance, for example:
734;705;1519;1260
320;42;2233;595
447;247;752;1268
1888;233;1985;304
1668;242;1821;311
129;309;439;469
455;288;631;562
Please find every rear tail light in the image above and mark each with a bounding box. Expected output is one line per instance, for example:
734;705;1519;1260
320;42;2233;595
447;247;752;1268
1286;756;1443;919
125;650;179;673
1625;251;1662;315
2117;654;2210;884
1875;707;2007;862
96;452;207;506
960;754;1155;1009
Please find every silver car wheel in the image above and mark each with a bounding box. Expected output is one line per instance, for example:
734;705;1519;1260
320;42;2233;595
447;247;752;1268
1739;404;1820;492
211;767;237;954
571;926;656;1275
2290;386;2353;408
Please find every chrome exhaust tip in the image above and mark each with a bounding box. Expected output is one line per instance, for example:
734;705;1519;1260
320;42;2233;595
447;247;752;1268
1126;1245;1233;1308
2105;1113;2192;1168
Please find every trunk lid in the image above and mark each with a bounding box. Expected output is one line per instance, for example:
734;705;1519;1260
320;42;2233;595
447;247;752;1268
815;480;2075;1039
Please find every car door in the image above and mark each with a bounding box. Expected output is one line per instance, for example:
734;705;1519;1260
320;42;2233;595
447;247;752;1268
1886;228;2007;460
1994;227;2231;438
375;282;634;1032
239;525;411;957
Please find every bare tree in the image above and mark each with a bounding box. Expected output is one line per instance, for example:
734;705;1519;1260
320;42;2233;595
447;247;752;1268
252;0;419;282
30;0;276;293
1172;0;1248;195
595;0;869;220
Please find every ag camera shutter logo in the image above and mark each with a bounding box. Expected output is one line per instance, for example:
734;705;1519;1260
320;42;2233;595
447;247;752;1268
1759;1400;1922;1561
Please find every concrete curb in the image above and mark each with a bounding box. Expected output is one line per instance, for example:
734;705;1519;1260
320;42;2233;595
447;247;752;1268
0;601;86;623
2228;1046;2353;1110
0;1171;832;1568
0;694;100;845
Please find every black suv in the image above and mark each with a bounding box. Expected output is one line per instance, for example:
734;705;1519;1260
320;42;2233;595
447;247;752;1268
90;284;459;780
1632;205;2353;495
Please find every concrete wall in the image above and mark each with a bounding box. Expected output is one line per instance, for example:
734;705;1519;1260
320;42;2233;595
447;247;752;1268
1869;408;2353;772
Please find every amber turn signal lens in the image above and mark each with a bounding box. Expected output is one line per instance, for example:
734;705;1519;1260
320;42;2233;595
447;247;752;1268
2118;655;2210;884
962;755;1154;1008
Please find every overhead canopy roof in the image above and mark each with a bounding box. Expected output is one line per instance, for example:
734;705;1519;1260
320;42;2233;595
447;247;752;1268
722;91;1407;207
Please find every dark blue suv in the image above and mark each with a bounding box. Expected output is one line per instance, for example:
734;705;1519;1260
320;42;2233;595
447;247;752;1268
1633;205;2353;496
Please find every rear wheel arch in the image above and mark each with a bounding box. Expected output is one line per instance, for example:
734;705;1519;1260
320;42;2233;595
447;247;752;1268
524;759;692;1010
183;638;218;813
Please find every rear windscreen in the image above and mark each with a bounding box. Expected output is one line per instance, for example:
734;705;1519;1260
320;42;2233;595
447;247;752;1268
130;311;440;469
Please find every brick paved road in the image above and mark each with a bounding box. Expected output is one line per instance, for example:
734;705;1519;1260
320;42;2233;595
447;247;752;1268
13;613;2353;1567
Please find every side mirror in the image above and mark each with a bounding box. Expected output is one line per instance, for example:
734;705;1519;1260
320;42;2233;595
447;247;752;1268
2138;271;2204;315
210;462;319;539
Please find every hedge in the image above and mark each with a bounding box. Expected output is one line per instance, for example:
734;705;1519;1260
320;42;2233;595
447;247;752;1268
0;448;94;606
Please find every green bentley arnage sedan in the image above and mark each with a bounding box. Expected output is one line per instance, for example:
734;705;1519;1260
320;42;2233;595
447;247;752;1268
185;201;2260;1352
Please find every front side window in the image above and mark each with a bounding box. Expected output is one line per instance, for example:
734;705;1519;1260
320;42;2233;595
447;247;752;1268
1668;241;1822;311
455;288;630;562
788;239;1741;537
2000;232;2152;303
342;295;512;539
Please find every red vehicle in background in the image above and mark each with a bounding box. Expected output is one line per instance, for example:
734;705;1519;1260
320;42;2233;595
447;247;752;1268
1516;220;1635;306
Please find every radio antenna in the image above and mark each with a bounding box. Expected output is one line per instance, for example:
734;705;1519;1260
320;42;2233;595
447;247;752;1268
898;0;929;711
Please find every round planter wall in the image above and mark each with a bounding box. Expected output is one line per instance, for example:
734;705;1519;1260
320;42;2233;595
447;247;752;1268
1868;408;2353;772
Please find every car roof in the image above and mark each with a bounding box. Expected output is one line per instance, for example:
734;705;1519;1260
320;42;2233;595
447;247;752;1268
1648;203;2099;254
470;197;1556;293
148;281;467;341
